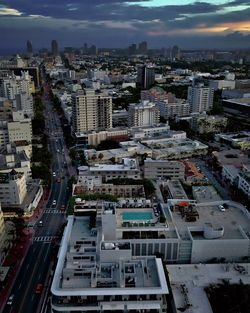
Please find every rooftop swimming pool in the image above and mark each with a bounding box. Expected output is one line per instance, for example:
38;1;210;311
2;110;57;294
122;211;153;221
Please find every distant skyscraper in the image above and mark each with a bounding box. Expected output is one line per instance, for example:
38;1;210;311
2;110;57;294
51;40;59;56
128;43;137;55
137;65;155;89
138;41;148;55
26;40;33;56
172;45;181;60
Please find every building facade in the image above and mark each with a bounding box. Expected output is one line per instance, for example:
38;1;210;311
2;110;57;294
72;90;112;134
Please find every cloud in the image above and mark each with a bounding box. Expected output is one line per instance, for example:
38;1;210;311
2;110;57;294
0;0;250;52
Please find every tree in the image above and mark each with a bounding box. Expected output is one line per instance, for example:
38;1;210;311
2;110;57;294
98;153;104;160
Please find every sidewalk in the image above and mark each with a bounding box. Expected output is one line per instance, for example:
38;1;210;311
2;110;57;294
0;187;49;309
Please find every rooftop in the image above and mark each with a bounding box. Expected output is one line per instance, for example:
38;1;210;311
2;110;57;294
170;203;250;241
167;263;250;313
51;215;168;297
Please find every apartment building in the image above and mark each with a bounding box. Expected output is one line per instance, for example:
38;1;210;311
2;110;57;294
0;169;27;206
7;111;32;143
128;101;160;127
71;89;112;134
188;83;214;113
51;213;168;313
144;158;185;180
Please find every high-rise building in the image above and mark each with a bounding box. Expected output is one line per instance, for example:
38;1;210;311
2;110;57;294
26;40;33;56
138;41;148;55
137;65;155;89
188;82;214;113
128;101;160;127
172;45;181;60
71;89;112;134
51;40;59;56
128;43;137;55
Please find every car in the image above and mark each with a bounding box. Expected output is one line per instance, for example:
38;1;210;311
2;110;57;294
61;205;65;211
52;172;56;177
7;294;14;305
35;283;43;294
218;204;226;212
38;220;43;227
52;200;57;207
56;178;61;183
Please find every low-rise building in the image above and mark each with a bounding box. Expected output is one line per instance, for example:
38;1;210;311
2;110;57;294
144;158;185;180
78;158;140;182
215;132;250;150
190;114;227;134
51;213;169;313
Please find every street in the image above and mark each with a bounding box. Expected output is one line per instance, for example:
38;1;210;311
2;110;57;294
2;84;72;313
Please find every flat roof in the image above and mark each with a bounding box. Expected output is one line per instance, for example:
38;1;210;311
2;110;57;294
167;263;250;313
51;216;168;297
192;186;221;203
172;203;250;241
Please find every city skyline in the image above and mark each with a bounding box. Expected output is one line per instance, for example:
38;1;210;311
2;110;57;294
0;1;250;54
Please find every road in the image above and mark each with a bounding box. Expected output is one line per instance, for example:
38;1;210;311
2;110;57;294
195;159;231;200
2;83;72;313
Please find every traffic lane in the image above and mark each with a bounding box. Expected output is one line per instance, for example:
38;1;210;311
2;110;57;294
46;214;66;237
2;244;41;313
16;243;52;313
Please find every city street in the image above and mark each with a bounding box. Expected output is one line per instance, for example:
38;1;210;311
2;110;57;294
1;84;72;313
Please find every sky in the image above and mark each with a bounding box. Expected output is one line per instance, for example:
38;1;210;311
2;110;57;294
0;0;250;53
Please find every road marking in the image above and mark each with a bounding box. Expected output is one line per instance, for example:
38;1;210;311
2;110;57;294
18;282;22;289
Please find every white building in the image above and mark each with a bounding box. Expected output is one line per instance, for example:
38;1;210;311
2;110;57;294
78;158;140;182
0;169;27;205
128;101;160;127
237;165;250;199
188;83;214;113
51;213;168;313
209;79;235;90
71;89;112;134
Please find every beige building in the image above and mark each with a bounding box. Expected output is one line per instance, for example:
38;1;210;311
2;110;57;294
0;169;27;206
7;111;32;144
72;89;112;134
144;158;185;180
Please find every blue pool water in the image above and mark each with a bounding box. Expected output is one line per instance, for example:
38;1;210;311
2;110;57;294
122;212;153;221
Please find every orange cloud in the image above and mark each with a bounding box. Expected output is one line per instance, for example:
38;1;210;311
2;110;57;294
148;20;250;36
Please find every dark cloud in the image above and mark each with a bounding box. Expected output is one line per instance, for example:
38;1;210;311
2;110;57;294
0;1;250;53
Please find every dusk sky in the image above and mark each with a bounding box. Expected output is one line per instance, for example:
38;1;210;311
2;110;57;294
1;0;250;53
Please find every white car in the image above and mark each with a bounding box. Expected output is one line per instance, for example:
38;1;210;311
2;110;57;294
52;172;56;177
218;204;225;212
52;200;57;207
7;294;14;305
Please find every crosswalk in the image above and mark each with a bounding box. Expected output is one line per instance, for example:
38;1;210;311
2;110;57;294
44;209;64;214
33;236;58;242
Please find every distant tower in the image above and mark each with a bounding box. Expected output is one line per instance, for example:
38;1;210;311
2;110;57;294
172;45;181;60
138;41;148;55
137;65;155;89
26;40;33;56
51;40;59;56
